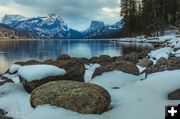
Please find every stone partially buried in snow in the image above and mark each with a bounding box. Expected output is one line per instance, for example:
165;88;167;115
122;52;139;64
168;88;180;100
0;109;13;119
18;65;66;93
97;55;113;66
137;57;153;67
30;80;111;114
92;61;140;78
8;64;22;74
146;57;180;75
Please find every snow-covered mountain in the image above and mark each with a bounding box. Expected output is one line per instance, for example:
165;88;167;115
83;20;123;38
1;14;123;39
2;14;71;38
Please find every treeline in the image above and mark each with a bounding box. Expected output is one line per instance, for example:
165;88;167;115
119;0;180;37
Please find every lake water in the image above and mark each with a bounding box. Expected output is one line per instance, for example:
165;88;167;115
0;39;154;74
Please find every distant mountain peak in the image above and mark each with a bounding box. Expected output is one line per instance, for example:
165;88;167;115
90;20;105;29
1;14;70;38
2;14;26;25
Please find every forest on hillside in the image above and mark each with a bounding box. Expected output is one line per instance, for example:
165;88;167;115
115;0;180;37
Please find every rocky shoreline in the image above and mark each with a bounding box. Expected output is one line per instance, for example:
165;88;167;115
0;36;180;118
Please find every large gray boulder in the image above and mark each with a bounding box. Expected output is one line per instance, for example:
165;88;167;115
30;80;111;114
92;61;140;78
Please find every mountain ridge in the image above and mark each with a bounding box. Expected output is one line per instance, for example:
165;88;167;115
1;14;123;39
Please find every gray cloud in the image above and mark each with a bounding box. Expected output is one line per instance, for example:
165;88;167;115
0;0;120;30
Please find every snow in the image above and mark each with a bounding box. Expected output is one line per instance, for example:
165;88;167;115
7;70;179;119
9;64;22;74
174;49;180;57
18;65;66;81
148;47;172;60
2;74;20;83
1;34;180;119
0;63;180;119
90;71;141;89
0;83;32;118
84;64;100;82
136;65;146;73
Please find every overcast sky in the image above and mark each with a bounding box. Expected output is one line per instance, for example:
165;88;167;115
0;0;121;31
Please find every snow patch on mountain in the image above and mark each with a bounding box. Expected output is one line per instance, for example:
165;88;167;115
2;14;71;38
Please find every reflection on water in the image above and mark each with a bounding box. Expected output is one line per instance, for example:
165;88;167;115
0;39;154;73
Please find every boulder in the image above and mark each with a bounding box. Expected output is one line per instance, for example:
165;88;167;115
89;56;99;64
122;52;139;64
168;88;180;100
137;57;153;67
56;54;71;60
30;80;111;114
167;57;180;70
146;57;180;75
138;50;150;59
92;61;140;78
115;56;123;62
78;58;90;65
19;58;85;93
15;60;42;66
97;55;113;66
146;57;168;75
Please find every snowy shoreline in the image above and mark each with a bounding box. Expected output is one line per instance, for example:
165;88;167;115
0;35;180;119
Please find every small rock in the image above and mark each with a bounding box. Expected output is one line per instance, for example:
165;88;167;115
89;56;99;64
0;77;14;86
122;52;139;64
30;80;111;114
97;55;113;66
137;57;153;67
57;54;71;60
146;57;168;75
168;88;180;100
0;109;13;119
138;50;150;59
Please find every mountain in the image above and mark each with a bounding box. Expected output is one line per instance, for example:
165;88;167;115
2;14;71;39
69;29;83;39
1;14;123;39
0;23;30;39
2;15;26;25
83;20;123;38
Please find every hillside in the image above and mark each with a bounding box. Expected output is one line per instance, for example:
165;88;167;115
0;23;31;39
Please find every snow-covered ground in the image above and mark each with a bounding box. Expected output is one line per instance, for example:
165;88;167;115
113;34;179;43
0;63;179;119
148;35;180;60
0;35;180;119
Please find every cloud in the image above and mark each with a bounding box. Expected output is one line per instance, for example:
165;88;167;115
0;0;120;30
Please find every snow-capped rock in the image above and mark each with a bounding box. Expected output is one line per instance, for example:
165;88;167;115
83;20;123;38
2;14;71;38
2;14;26;25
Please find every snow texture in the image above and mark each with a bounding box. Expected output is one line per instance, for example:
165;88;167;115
18;65;66;81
